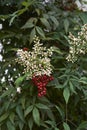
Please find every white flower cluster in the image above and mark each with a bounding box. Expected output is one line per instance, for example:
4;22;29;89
16;36;53;79
66;24;87;63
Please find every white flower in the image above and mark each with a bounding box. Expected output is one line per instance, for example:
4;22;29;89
15;36;53;79
17;87;21;93
66;24;87;63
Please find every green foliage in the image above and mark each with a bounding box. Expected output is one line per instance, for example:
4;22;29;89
32;107;40;126
0;0;87;130
63;122;70;130
63;87;70;104
77;121;87;130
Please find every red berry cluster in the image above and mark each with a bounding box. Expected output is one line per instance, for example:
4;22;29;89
32;74;54;97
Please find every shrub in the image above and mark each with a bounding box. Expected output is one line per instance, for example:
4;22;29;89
0;0;87;130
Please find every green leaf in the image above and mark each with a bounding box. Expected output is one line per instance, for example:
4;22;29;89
35;8;40;16
0;87;14;98
32;107;40;126
22;0;35;7
55;84;64;89
63;122;70;130
35;103;49;110
30;28;36;43
40;121;48;128
22;1;29;6
24;105;33;117
9;112;15;125
45;120;55;127
28;118;33;130
79;77;87;84
9;15;17;26
50;16;59;29
21;96;26;109
15;74;27;86
53;47;63;55
16;105;25;122
36;26;45;38
80;12;87;24
69;81;76;94
38;96;50;103
22;23;34;29
18;120;24;130
0;113;9;123
3;100;11;111
77;121;87;130
21;20;34;29
64;19;69;34
55;105;65;119
63;87;70;104
46;109;55;121
40;18;51;30
0;14;10;20
54;128;60;130
7;121;15;130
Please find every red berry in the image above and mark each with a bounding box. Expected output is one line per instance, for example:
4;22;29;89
41;91;44;95
23;47;28;51
38;86;42;90
43;83;46;86
32;74;53;97
38;93;42;97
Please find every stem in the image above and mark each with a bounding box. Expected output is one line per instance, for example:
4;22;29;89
57;121;63;126
65;104;68;123
67;119;77;128
65;104;77;128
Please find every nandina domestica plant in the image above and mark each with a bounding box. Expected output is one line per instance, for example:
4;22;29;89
0;1;87;130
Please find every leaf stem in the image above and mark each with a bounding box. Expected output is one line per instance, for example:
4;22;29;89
67;119;77;128
65;103;68;123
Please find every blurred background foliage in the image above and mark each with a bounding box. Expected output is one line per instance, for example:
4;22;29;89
0;0;87;130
